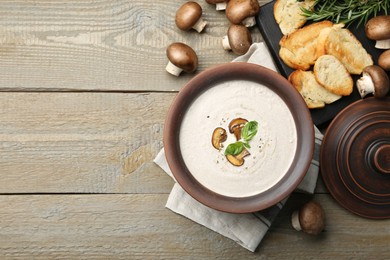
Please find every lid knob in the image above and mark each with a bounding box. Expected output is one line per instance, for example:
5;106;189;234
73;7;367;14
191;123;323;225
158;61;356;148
372;143;390;174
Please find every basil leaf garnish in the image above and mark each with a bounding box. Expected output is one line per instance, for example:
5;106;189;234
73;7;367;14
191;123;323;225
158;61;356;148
224;141;245;156
223;120;259;159
243;142;251;149
241;121;258;142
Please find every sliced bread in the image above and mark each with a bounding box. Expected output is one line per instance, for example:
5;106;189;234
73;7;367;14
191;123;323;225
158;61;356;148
316;23;345;58
314;55;354;96
279;20;334;70
325;26;373;74
289;70;342;109
274;0;315;35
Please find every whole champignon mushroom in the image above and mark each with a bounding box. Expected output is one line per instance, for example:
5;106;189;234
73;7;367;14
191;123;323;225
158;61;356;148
291;201;325;235
206;0;228;11
212;127;227;150
378;49;390;71
175;1;207;33
228;117;248;140
166;42;198;76
357;65;390;98
225;0;260;27
222;24;252;55
365;15;390;49
226;148;250;166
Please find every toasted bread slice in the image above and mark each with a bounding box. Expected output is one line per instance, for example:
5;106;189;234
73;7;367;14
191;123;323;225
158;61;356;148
274;0;315;35
314;55;354;96
316;24;345;58
325;27;373;74
289;70;342;109
279;20;334;70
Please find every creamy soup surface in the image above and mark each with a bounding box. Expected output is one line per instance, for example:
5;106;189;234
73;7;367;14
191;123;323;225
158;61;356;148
179;80;298;198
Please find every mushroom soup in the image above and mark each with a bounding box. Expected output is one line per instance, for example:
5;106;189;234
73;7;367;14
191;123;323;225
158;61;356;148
179;80;298;198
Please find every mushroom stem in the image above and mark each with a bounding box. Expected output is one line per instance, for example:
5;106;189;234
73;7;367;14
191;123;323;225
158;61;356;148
216;2;227;11
291;210;302;231
241;16;256;27
375;39;390;49
192;18;207;33
222;35;231;50
356;73;375;98
165;61;183;76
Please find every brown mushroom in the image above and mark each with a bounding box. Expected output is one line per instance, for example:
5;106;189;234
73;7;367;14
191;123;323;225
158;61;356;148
226;148;250;166
365;15;390;49
356;65;390;98
206;0;227;11
378;49;390;71
228;118;248;140
212;127;227;150
291;201;325;235
175;2;207;33
166;42;198;76
222;24;252;55
225;0;260;27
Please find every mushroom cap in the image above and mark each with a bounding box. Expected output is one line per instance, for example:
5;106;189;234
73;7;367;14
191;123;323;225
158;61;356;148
206;0;226;4
166;42;198;73
365;15;390;41
175;2;203;31
378;49;390;71
363;65;390;98
298;201;325;235
227;24;252;55
228;117;248;132
226;0;260;25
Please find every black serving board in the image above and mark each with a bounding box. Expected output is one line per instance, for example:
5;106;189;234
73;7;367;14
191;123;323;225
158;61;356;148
256;1;390;127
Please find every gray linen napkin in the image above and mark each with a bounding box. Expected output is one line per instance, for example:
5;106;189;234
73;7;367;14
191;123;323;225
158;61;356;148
154;42;323;252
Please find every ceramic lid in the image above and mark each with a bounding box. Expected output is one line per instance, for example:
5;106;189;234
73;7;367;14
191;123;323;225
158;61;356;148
321;97;390;219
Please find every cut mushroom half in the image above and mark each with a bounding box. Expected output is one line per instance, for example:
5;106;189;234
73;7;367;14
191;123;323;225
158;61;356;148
365;15;390;49
228;118;248;140
226;0;260;27
175;1;207;33
166;42;198;76
356;65;390;98
206;0;227;11
226;148;250;166
222;24;252;55
212;127;227;150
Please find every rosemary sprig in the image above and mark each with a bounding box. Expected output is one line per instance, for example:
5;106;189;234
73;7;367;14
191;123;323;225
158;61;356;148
301;0;390;28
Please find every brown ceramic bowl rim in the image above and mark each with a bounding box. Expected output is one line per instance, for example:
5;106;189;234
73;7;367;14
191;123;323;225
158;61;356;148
164;62;314;213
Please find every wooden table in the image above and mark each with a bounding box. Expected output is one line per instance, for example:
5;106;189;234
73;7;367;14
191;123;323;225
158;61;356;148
0;1;388;259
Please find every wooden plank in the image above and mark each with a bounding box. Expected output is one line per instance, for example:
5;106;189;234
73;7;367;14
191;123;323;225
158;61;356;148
0;92;174;193
0;91;329;194
0;194;388;259
0;0;270;92
261;193;390;258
